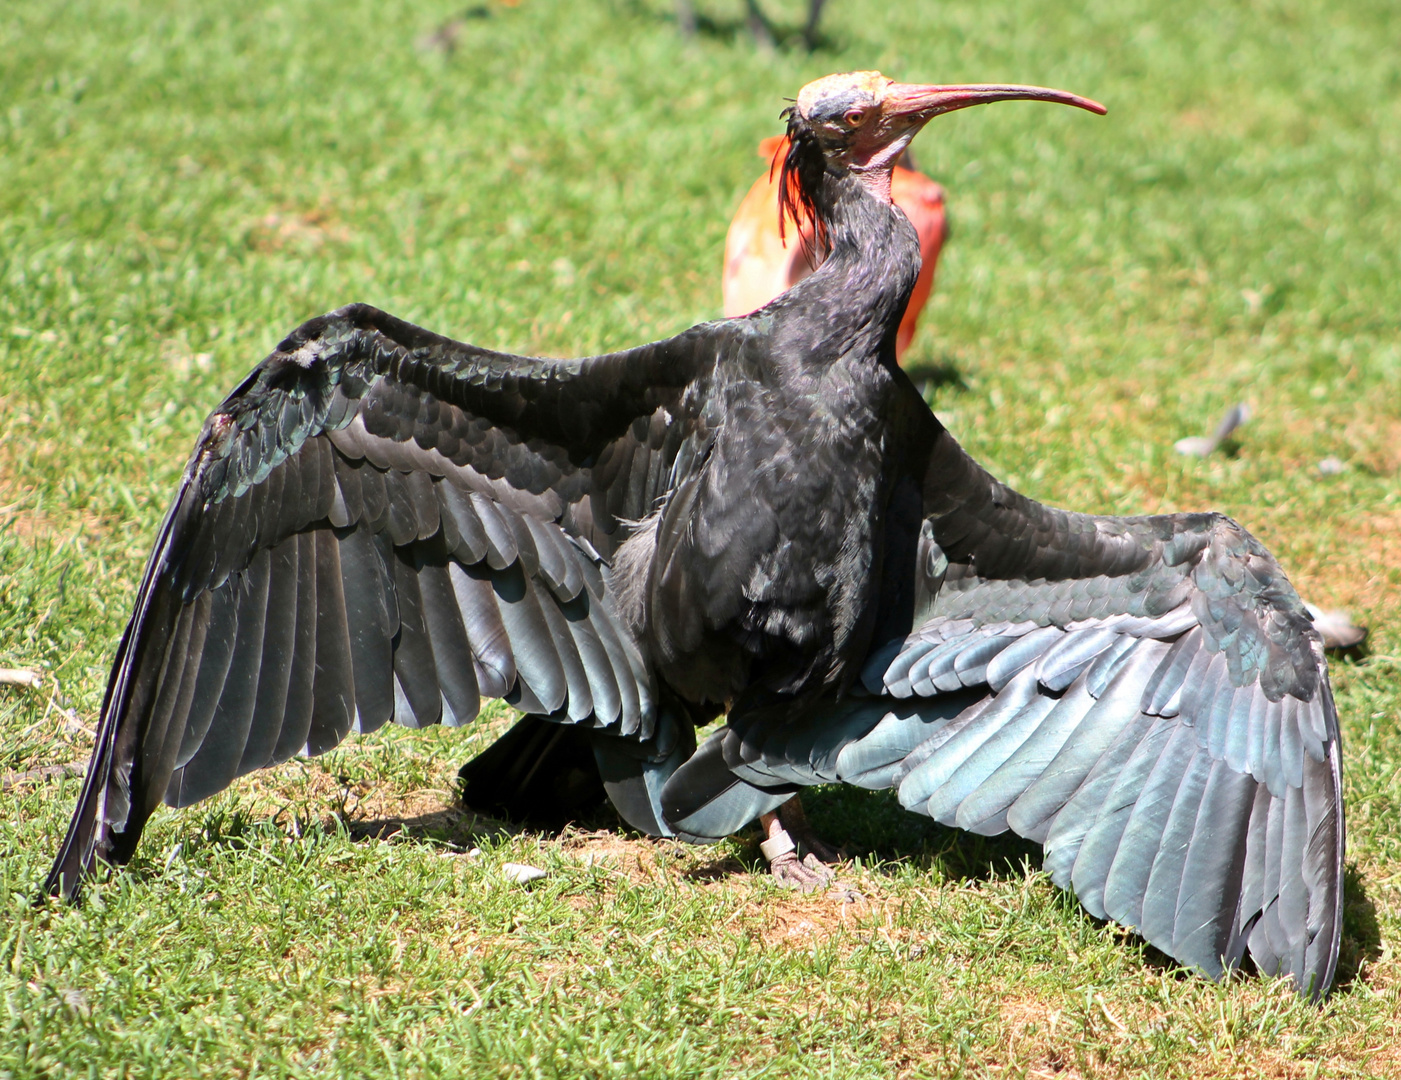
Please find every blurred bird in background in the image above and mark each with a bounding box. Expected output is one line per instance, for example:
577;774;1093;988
677;0;827;50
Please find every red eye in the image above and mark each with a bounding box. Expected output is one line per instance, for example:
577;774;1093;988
843;109;866;126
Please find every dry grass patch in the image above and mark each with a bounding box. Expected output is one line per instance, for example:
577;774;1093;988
1335;414;1401;480
742;890;893;950
998;994;1089;1080
559;828;679;886
245;207;352;254
0;398;52;545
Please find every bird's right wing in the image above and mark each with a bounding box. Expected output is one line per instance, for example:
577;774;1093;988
46;303;732;898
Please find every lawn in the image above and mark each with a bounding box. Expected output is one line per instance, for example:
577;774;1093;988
1;0;1399;1075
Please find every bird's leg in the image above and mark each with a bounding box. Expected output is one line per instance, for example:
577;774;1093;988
674;0;696;38
758;796;849;893
759;808;832;891
743;0;775;50
776;795;845;864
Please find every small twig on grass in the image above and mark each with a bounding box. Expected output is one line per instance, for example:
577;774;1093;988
31;675;96;741
1;762;84;792
1096;996;1131;1035
0;667;43;689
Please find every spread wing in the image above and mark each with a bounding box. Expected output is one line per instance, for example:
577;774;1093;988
673;420;1344;997
46;303;733;899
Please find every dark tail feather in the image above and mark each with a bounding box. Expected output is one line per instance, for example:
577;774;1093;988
660;727;796;843
591;713;697;837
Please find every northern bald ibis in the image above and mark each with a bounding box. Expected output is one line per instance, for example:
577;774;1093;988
723;135;947;360
46;72;1343;997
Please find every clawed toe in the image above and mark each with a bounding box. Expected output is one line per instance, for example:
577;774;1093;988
769;850;834;892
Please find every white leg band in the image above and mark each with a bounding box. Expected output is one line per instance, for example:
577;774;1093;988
760;828;797;861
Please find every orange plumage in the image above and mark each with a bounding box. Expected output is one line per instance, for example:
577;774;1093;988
722;135;948;359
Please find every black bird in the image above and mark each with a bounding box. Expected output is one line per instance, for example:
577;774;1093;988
46;72;1343;997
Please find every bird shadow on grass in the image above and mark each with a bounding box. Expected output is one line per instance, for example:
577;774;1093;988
343;805;520;848
628;0;839;53
1124;863;1382;993
123;801;525;876
800;786;1385;994
903;355;970;401
136;791;1386;993
340;789;647;851
1333;861;1383;991
801;785;1043;883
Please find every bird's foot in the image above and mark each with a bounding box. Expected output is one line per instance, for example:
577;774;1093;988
759;805;861;900
766;847;837;893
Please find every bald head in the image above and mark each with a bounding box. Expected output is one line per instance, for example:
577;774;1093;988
787;71;1105;198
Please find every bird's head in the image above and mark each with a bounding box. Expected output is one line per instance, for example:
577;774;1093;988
778;71;1104;256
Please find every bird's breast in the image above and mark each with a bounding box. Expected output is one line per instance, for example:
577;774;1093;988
645;374;896;703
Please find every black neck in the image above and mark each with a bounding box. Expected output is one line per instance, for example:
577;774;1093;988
766;169;922;372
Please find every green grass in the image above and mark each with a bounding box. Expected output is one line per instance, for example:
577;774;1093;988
2;0;1399;1075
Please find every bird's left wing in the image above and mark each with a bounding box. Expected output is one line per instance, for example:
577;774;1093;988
46;303;730;899
691;419;1344;997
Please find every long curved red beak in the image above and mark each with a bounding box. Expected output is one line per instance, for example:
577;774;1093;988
884;83;1107;122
